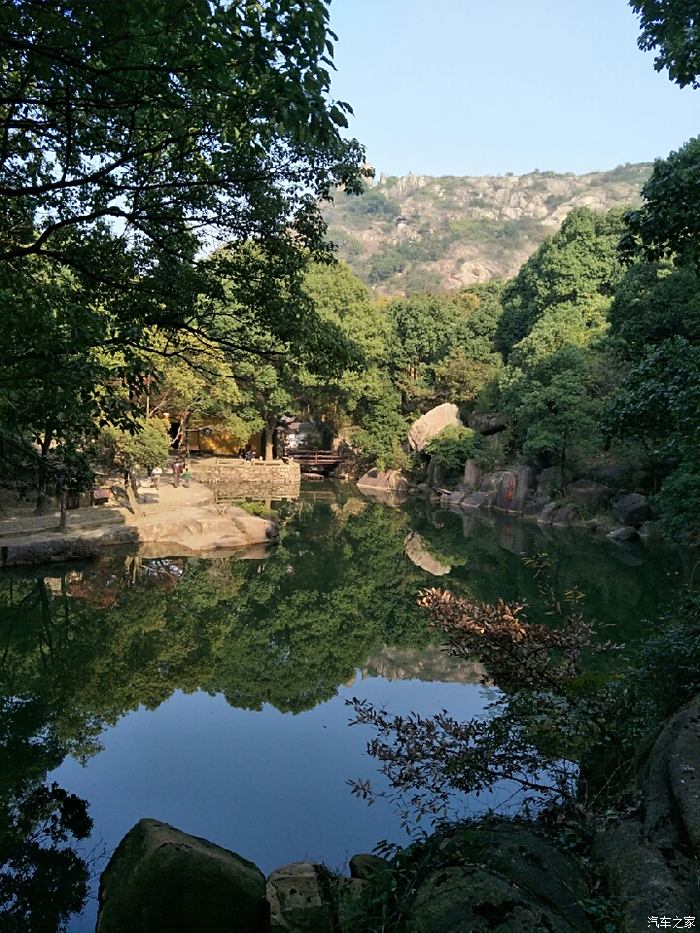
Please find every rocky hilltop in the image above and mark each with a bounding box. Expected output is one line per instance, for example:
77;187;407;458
324;163;650;295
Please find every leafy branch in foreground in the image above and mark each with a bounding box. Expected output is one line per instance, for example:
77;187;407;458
348;558;620;829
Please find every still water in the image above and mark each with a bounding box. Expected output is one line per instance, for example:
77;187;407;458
0;484;686;930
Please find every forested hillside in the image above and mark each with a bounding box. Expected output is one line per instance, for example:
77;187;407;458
324;164;651;294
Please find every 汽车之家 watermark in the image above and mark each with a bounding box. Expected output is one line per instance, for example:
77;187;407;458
648;919;695;929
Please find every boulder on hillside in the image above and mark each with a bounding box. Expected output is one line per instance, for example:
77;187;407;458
96;818;268;933
408;403;462;451
612;493;652;528
467;411;508;435
566;479;610;511
348;854;389;882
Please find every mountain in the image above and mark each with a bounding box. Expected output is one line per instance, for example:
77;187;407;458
323;163;651;295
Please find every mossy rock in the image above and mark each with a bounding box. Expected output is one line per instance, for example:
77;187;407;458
402;825;593;933
96;818;269;933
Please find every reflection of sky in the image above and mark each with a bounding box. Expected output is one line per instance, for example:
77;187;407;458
53;674;497;932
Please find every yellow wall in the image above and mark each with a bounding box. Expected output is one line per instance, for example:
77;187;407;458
187;426;262;457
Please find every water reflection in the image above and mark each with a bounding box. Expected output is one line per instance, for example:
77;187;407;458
0;485;685;929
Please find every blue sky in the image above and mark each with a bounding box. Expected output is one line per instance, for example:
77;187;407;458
327;0;699;176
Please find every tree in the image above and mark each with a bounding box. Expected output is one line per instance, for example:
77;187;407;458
621;137;700;267
603;337;700;540
99;419;170;476
0;0;365;269
0;1;368;486
496;208;626;356
386;295;464;411
609;259;700;355
502;347;604;477
630;0;700;88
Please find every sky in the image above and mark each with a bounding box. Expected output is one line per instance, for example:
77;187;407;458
327;0;700;177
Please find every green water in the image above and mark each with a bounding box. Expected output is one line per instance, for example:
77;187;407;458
0;484;686;930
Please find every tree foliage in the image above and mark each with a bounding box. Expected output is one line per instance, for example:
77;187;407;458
630;0;700;88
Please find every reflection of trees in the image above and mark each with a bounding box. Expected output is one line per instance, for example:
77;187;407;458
0;501;433;753
0;697;92;932
404;501;682;644
0;493;681;923
209;503;431;712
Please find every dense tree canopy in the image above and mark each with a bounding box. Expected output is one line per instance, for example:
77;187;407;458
0;0;369;497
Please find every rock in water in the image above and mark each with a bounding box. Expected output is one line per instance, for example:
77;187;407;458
408;403;462;451
96;818;268;933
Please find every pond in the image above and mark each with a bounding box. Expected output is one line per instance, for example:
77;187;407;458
0;483;687;931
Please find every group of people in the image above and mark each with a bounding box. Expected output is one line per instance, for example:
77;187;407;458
150;460;192;489
237;447;257;461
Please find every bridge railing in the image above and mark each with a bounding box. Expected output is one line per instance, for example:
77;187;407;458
285;450;342;465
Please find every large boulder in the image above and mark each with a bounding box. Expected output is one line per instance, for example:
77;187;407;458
408;403;462;451
551;505;576;528
536;466;569;497
566;479;610;511
426;458;444;488
457;490;497;510
594;696;700;931
537;503;576;527
495;466;534;513
467;411;508;435
612;493;652;528
463;458;483;491
96;818;268;933
403;825;592;932
267;862;363;933
348;854;388;882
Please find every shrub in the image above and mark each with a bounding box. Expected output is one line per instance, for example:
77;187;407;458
425;426;481;482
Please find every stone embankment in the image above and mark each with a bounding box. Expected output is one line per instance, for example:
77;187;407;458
0;481;277;567
191;457;301;499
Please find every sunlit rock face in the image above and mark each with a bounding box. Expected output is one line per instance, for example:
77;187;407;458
408;403;462;451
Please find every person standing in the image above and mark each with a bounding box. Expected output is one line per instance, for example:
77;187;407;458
151;465;163;489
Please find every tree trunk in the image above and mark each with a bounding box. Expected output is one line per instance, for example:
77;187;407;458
35;429;54;513
125;470;143;516
58;489;67;532
264;418;275;461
